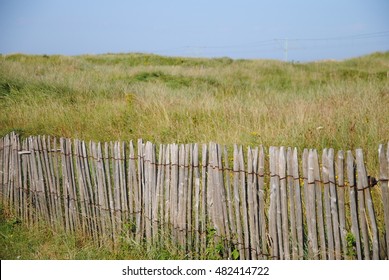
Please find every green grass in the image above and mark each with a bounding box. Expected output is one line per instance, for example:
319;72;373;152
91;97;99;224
0;204;118;259
0;204;190;260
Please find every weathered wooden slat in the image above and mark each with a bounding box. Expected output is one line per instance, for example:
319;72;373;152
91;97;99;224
201;144;208;258
3;135;11;209
239;145;250;259
322;149;334;259
251;147;260;259
89;141;102;241
206;143;214;247
163;144;171;236
356;149;379;259
355;149;371;260
4;134;11;210
74;139;88;235
257;145;267;259
46;137;59;230
137;139;145;242
36;136;51;223
25;137;35;225
378;144;389;260
287;147;297;259
346;150;362;259
223;145;236;257
127;141;139;241
14;134;22;221
269;146;279;259
60;138;71;232
312;149;326;260
193;143;200;257
233;144;244;259
97;141;110;241
52;138;64;230
328;149;341;259
7;133;14;213
170;143;179;245
216;143;228;258
209;143;224;255
292;148;304;259
187;144;194;255
81;140;98;242
20;139;29;223
112;142;122;238
177;144;186;247
149;143;157;245
302;149;312;258
307;149;319;259
43;136;56;228
120;141;128;237
279;147;290;259
104;142;115;242
336;150;347;258
274;148;284;259
0;136;4;205
154;144;164;245
247;146;256;259
143;142;152;244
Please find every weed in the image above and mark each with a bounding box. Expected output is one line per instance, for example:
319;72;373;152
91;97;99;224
346;232;357;259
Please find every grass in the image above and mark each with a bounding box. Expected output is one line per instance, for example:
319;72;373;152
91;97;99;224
0;203;191;260
0;204;119;259
1;52;388;158
1;51;388;259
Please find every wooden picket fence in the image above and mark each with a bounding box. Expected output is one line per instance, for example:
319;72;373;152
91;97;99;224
1;132;389;260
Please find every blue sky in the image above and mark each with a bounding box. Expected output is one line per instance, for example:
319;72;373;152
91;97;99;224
0;0;388;61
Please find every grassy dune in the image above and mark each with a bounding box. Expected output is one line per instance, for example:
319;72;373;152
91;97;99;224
1;52;388;170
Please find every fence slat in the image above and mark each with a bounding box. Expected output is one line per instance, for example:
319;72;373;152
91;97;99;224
201;144;208;258
307;149;319;259
355;149;371;259
187;144;194;256
356;149;379;259
224;145;236;258
258;145;267;259
379;144;389;260
287;147;297;260
269;146;279;259
193;143;200;257
336;151;347;258
233;144;244;259
251;147;260;259
328;149;341;259
323;149;334;259
346;151;362;259
312;150;326;260
247;146;256;259
279;147;290;259
292;148;304;259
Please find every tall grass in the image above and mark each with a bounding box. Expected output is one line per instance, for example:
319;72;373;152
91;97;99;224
1;52;388;170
